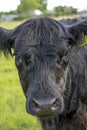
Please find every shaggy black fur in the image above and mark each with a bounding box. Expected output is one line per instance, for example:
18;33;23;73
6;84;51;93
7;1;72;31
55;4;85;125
0;17;87;130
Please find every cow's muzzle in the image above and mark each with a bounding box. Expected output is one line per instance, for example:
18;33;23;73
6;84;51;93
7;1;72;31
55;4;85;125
26;95;64;116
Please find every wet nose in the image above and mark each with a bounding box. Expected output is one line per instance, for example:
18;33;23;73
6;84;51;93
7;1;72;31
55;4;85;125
26;97;61;116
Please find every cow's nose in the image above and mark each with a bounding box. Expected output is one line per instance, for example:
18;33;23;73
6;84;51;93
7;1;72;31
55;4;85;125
26;97;61;116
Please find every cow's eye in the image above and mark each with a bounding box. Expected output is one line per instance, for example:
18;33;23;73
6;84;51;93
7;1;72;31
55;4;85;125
59;52;64;60
59;50;68;60
25;55;34;67
25;57;31;65
56;51;68;65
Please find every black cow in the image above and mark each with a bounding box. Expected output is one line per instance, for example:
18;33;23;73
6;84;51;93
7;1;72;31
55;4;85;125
59;16;87;26
0;17;87;130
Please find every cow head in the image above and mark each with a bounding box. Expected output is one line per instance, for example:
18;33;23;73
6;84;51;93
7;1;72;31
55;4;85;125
0;17;87;130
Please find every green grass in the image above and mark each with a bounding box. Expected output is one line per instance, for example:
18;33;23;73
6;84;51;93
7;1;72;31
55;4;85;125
0;22;41;130
0;21;23;29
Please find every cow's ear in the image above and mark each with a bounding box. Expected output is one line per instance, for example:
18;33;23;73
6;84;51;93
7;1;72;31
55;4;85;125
0;27;15;56
68;20;87;47
0;21;27;56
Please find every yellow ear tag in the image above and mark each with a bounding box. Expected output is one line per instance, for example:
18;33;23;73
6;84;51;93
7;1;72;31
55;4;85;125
79;32;87;47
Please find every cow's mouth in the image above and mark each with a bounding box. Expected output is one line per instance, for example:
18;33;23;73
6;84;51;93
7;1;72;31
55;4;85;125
38;114;59;130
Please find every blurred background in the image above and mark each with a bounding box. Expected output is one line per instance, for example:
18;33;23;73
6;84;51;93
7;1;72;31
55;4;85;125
0;0;87;21
0;0;87;130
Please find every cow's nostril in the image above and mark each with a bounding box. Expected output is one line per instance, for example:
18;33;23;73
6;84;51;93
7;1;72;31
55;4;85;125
51;98;58;106
32;98;40;108
51;98;59;110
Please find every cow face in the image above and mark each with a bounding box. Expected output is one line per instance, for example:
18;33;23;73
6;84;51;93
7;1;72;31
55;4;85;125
14;18;72;117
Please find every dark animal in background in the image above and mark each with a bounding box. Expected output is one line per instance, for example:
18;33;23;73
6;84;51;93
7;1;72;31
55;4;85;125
0;17;87;130
59;16;87;26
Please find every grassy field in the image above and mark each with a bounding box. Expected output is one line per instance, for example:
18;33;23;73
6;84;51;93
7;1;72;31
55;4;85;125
0;21;41;130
